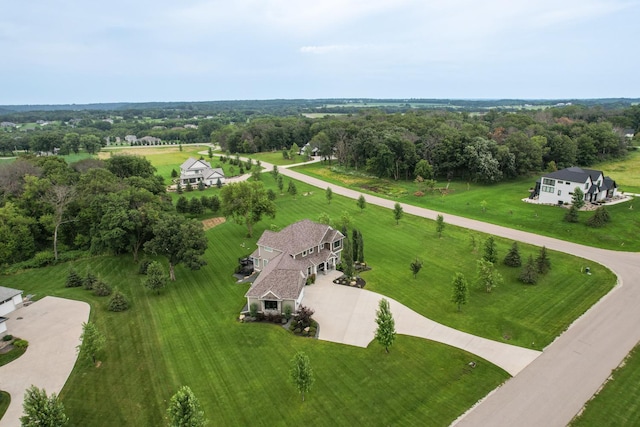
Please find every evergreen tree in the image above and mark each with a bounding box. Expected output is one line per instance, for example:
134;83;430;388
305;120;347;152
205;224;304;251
277;175;284;193
357;194;366;212
108;289;129;312
77;321;105;365
83;271;97;290
586;206;611;228
351;229;359;261
564;204;579;223
357;232;364;263
21;386;68;427
93;280;112;297
436;214;445;238
185;182;193;192
65;268;83;288
325;187;333;204
289;352;314;402
197;181;205;191
171;169;178;178
144;261;168;294
520;255;538;284
483;236;498;263
176;196;189;214
207;146;213;159
535;246;551;274
209;195;220;212
451;273;468;312
216;178;222;189
188;197;204;215
503;242;522;267
342;237;354;278
176;181;183;194
375;298;396;353
287;180;297;198
166;386;207;427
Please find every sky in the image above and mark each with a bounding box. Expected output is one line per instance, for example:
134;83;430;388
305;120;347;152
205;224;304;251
1;0;639;105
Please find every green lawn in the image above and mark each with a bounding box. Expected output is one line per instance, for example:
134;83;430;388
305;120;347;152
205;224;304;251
594;150;640;193
0;346;26;367
292;162;640;251
245;151;312;166
0;155;617;426
571;344;640;426
0;391;9;421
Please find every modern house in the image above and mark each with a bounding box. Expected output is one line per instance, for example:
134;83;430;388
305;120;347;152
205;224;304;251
245;220;345;315
531;167;618;205
0;286;24;337
179;157;225;187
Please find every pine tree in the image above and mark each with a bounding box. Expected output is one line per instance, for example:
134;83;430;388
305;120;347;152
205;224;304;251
21;386;68;427
65;268;83;288
166;386;207;427
176;196;189;214
586;206;611;228
436;214;445;238
197;181;205;191
503;242;522;267
289;352;314;402
357;232;364;263
108;289;129;312
564;204;579;223
93;280;112;297
287;180;297;198
483;236;498;263
176;181;183;194
375;298;396;353
535;246;551;274
77;321;105;365
451;273;468;312
277;175;284;193
185;182;193;192
520;255;538;284
342;237;354;278
83;271;97;290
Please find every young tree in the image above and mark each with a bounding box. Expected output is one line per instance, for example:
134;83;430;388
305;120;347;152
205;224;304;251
287;180;297;198
375;298;396;353
393;202;403;225
166;385;207;427
220;181;277;238
564;204;579;223
277;175;284;193
188;197;204;215
65;268;83;288
357;194;366;212
451;273;468;312
108;289;129;312
176;181;183;194
476;259;503;293
144;214;208;280
356;231;364;263
535;246;551;274
251;169;261;181
520;255;538;284
294;305;315;329
93;280;112;297
342;237;354;278
207;146;213;159
197;181;205;191
185;182;193;192
436;214;445;238
572;187;585;209
325;186;333;204
77;321;105;365
483;236;498;263
503;242;522;267
216;178;222;189
410;257;423;279
587;206;611;228
83;271;97;290
171;168;179;178
144;261;168;294
21;386;68;427
271;164;279;179
289;352;314;402
317;212;331;225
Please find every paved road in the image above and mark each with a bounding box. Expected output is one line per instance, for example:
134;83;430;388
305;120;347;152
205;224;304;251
0;297;89;427
305;270;540;376
269;160;640;427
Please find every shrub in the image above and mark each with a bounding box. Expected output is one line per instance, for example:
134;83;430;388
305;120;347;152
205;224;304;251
138;259;152;275
309;327;317;336
306;274;316;285
32;251;55;268
284;305;293;321
249;303;258;318
564;205;579;223
289;322;297;332
93;280;112;297
2;334;13;342
108;289;129;312
83;272;97;290
294;305;315;329
14;339;28;349
65;268;83;288
587;206;611;228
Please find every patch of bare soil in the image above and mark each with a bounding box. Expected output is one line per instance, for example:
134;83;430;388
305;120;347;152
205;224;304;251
202;217;226;230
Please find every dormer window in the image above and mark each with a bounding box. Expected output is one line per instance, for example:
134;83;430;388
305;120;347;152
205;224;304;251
309;247;314;254
333;240;341;249
302;250;308;257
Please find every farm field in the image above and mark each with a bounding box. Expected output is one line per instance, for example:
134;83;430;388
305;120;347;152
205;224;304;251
291;161;640;251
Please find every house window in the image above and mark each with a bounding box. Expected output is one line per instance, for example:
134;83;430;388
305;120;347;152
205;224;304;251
263;259;268;267
541;185;554;193
307;267;312;275
264;300;278;310
558;181;564;184
302;250;307;257
543;178;555;186
309;247;314;253
264;246;273;252
557;190;561;196
333;240;341;249
566;182;570;185
585;183;589;189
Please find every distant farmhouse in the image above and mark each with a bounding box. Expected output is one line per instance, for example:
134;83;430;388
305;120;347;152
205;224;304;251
531;167;618;205
0;286;23;337
179;157;225;187
245;220;345;315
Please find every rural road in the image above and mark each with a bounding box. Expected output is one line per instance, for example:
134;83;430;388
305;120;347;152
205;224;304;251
265;159;640;427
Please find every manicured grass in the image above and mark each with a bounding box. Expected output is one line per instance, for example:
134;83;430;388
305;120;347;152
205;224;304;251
246;151;312;166
0;391;10;421
571;345;640;426
0;346;26;367
292;162;640;251
594;150;640;193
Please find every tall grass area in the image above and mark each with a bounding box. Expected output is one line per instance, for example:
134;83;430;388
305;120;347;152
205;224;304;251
571;344;640;426
293;162;640;251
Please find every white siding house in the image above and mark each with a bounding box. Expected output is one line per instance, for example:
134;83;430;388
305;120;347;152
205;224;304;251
0;287;23;337
179;158;226;187
533;167;618;205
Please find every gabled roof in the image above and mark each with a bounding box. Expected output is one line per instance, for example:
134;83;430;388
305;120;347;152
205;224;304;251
544;167;603;183
603;177;617;191
0;286;23;302
245;252;305;299
180;157;212;171
203;168;224;179
256;219;344;256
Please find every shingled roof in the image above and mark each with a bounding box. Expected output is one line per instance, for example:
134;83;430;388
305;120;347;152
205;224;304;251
544;167;603;183
256;219;343;256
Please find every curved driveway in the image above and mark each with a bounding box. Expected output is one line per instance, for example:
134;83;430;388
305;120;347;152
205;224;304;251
0;297;89;427
273;160;640;427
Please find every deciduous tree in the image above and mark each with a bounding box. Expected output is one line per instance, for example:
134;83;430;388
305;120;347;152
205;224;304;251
436;214;445;238
220;181;276;238
325;186;333;204
393;202;403;225
375;298;396;353
77;321;105;365
357;194;366;212
476;259;503;293
167;386;207;427
483;236;498;263
289;352;314;402
451;273;468;312
572;187;585;209
21;386;68;427
410;257;423;279
144;261;167;294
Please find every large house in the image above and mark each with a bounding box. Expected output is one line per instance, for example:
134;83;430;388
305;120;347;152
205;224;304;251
0;286;23;337
532;167;618;205
245;220;345;315
179;157;225;187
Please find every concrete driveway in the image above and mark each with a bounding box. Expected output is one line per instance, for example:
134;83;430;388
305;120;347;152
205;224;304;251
304;271;541;376
0;297;90;427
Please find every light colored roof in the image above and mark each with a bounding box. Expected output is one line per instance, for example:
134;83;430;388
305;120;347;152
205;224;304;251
257;219;343;256
0;286;23;302
245;252;304;300
180;157;213;171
